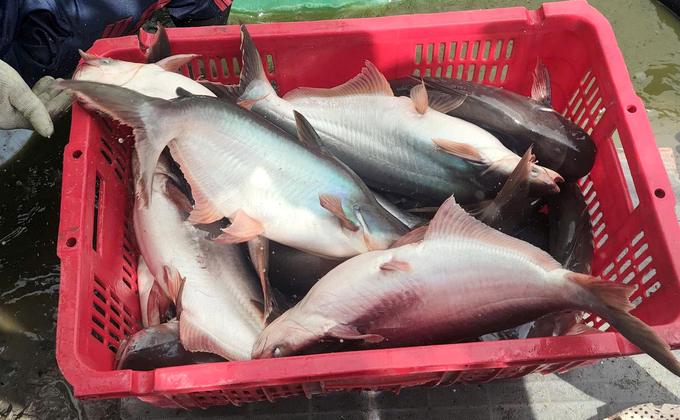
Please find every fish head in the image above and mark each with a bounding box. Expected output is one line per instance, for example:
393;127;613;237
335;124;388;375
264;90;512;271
528;164;563;196
488;155;563;196
350;203;410;252
73;50;144;86
251;315;319;359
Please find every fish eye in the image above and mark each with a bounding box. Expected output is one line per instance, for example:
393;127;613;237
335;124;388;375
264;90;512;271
272;347;281;358
530;169;538;179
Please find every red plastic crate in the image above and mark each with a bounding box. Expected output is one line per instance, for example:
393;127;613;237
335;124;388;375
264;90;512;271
56;0;680;407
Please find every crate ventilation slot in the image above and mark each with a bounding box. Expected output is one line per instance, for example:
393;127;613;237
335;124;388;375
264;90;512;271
90;275;140;352
413;39;513;84
563;69;607;135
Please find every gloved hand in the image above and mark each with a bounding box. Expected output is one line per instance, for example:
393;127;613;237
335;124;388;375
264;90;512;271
0;60;72;137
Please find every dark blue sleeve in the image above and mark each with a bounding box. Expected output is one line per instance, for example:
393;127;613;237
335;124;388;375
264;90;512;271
166;0;231;24
2;9;77;86
0;0;20;60
0;0;229;86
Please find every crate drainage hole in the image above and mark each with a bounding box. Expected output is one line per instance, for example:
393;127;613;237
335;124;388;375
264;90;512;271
72;150;82;159
627;105;637;113
655;188;666;198
66;237;77;247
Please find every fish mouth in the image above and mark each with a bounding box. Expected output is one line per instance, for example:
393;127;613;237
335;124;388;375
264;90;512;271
542;167;564;194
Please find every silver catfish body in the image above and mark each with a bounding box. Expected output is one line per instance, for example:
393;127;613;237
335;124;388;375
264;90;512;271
133;154;265;361
251;197;680;381
62;80;407;259
203;24;563;205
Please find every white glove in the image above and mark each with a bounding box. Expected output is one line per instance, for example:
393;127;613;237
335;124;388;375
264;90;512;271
0;60;72;137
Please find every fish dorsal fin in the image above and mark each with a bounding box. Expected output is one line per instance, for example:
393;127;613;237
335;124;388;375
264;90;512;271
531;57;552;106
390;225;428;248
425;196;561;271
410;81;428;114
175;87;195;98
293;111;336;158
477;146;534;225
145;23;171;64
283;61;394;101
155;54;199;72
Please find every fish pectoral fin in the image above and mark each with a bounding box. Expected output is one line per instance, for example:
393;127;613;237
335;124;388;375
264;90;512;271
432;138;487;164
389;226;428;249
238;95;268;110
214;210;265;244
327;324;384;343
477;145;534;226
145;23;171;64
410;81;429;114
163;180;194;214
163;266;185;303
155;54;200;72
319;194;359;232
380;259;413;272
247;236;278;323
427;90;466;114
188;188;223;224
283;61;394;101
531;57;552;107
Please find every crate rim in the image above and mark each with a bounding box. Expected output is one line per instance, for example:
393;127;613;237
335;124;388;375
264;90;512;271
56;0;680;400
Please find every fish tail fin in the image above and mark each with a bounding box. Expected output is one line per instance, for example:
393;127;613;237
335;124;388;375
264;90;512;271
238;21;270;86
200;21;273;102
567;272;680;377
236;21;275;99
57;80;175;207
